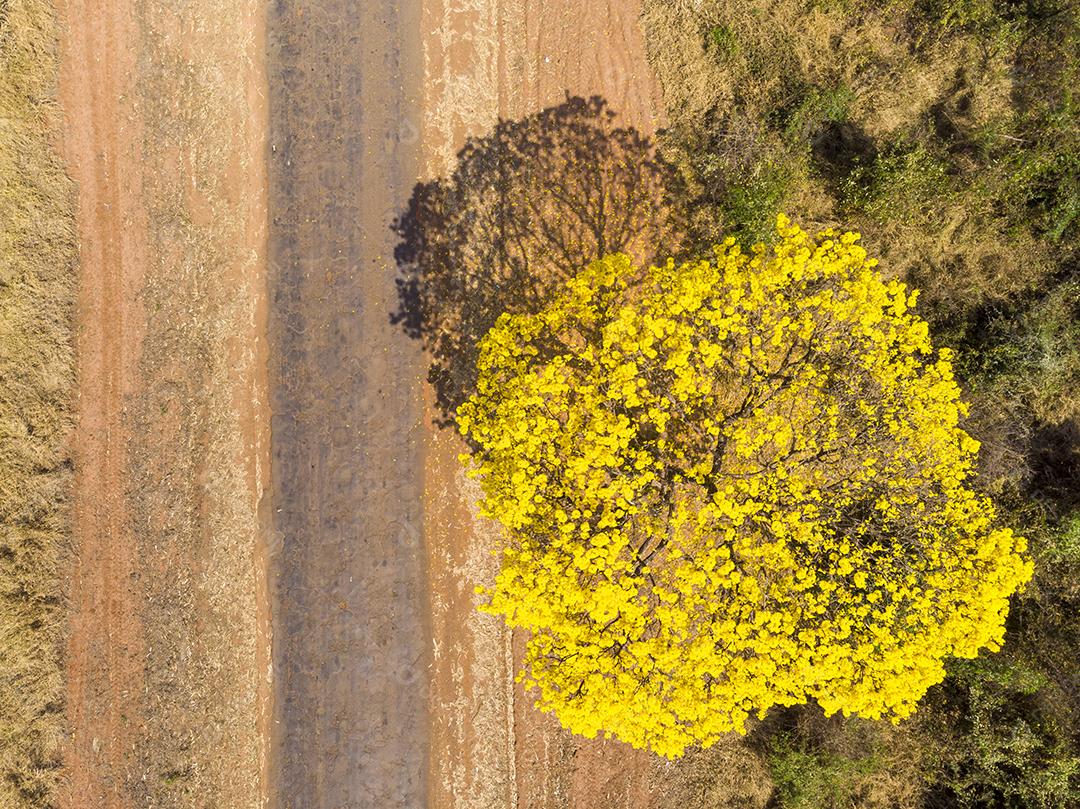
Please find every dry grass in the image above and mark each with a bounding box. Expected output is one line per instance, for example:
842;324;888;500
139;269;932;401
649;738;775;808
643;0;1070;306
0;0;77;806
644;0;997;148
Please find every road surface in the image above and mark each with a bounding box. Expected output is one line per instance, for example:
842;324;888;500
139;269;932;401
266;1;429;807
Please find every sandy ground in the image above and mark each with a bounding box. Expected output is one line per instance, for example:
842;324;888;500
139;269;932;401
57;3;147;803
263;0;755;805
57;0;270;806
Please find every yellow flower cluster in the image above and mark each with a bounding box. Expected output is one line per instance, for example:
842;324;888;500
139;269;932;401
457;215;1033;758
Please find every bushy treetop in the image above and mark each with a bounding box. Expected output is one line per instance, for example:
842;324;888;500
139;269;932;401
458;216;1033;758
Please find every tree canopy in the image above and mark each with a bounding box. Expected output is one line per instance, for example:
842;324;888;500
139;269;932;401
457;215;1033;758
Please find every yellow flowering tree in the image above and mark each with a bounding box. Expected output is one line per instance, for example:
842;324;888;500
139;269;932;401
457;215;1033;758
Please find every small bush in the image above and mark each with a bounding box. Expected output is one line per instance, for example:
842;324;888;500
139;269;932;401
764;714;927;809
1043;511;1080;567
706;23;739;59
777;84;855;144
914;0;1003;35
769;736;881;809
841;142;952;222
720;156;802;245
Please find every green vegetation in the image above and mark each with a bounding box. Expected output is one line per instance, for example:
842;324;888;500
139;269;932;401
0;1;77;806
923;655;1080;808
643;0;1079;803
769;735;893;809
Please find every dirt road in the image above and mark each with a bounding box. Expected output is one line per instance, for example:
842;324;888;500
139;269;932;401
264;1;677;805
265;1;428;807
58;3;147;804
53;0;769;807
58;0;661;806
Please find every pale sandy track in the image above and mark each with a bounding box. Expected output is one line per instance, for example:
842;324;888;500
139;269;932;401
263;0;668;805
57;0;270;806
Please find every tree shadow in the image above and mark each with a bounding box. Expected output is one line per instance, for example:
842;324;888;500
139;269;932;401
392;95;685;424
810;120;878;194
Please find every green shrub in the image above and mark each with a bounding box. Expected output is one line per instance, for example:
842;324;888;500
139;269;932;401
925;655;1080;809
1043;511;1080;566
706;23;739;59
948;278;1080;424
779;84;854;144
768;734;883;809
841;142;952;222
720;157;801;245
914;0;1002;35
995;118;1080;245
